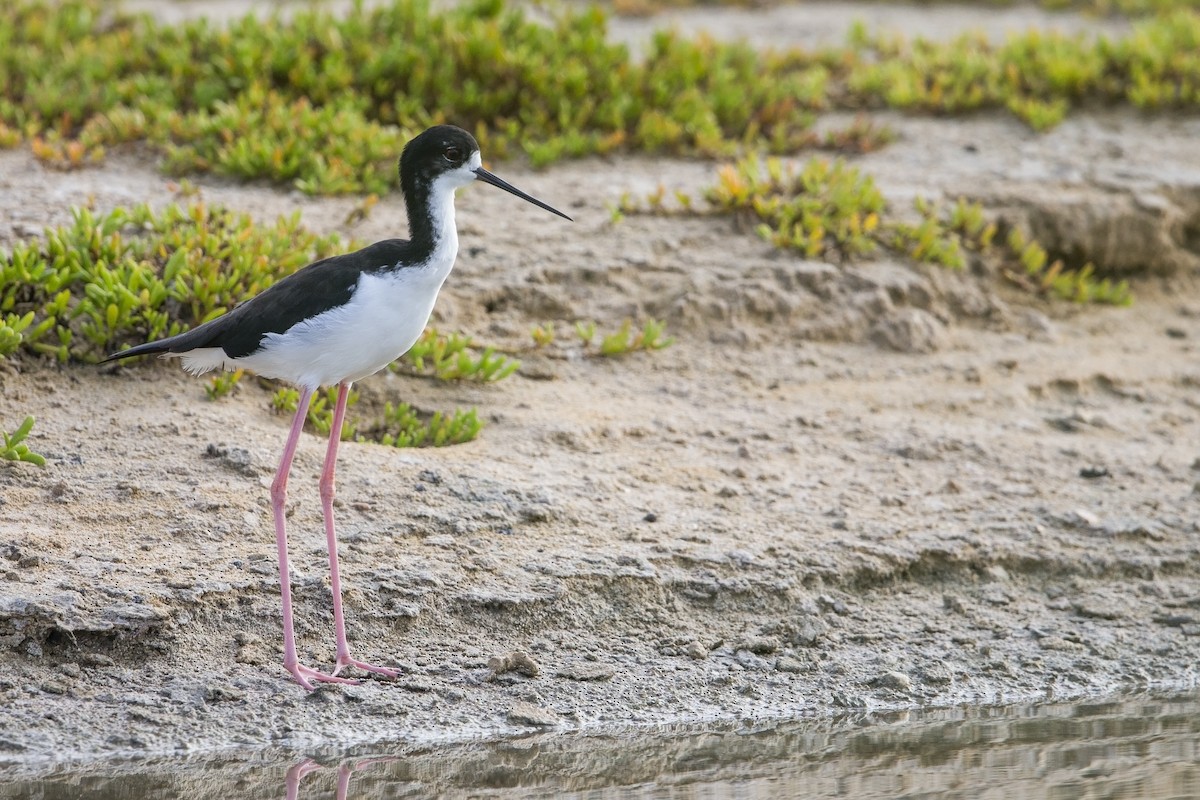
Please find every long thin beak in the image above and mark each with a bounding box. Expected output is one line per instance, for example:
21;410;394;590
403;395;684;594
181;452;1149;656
473;167;573;221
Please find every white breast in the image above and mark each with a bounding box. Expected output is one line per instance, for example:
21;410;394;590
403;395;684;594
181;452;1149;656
238;265;450;387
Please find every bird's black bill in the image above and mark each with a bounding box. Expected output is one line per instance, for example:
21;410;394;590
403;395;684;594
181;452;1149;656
473;167;572;221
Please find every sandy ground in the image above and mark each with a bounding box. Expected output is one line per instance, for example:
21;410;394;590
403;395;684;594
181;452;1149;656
2;0;1200;780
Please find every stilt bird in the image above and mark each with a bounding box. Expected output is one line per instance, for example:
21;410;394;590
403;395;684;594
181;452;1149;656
105;125;571;688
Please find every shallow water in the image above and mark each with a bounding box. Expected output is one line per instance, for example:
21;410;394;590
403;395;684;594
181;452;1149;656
3;692;1199;799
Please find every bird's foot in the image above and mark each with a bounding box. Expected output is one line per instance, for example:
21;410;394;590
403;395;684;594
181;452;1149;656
332;654;399;679
288;661;361;691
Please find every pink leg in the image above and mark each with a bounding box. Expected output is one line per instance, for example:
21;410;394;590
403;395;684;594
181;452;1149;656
273;385;357;690
322;382;397;679
284;759;322;800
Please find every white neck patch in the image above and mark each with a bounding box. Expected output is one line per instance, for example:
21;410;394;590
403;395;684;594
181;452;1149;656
425;150;482;242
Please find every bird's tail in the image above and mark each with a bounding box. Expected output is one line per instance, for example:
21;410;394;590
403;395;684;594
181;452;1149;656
102;338;175;363
103;313;230;364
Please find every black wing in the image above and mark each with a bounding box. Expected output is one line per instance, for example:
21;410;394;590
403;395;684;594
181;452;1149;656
105;239;420;361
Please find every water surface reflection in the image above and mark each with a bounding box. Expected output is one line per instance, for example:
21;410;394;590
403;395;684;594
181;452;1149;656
3;692;1198;798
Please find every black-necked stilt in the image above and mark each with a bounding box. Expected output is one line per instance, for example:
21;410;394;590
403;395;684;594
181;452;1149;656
105;125;571;689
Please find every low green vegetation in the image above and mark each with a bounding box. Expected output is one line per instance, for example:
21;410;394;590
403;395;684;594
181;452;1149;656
1000;226;1129;302
844;15;1200;131
611;0;1200;20
270;385;362;441
205;368;244;400
395;328;520;381
1082;0;1200;13
2;0;1199;191
271;385;480;447
708;156;885;260
1;416;45;466
530;322;556;347
364;402;483;448
575;318;677;354
626;156;1131;304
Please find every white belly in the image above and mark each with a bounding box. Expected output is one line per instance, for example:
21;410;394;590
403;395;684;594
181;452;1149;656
180;268;447;388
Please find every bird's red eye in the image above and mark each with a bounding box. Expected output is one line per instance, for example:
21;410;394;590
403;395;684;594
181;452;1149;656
444;146;461;162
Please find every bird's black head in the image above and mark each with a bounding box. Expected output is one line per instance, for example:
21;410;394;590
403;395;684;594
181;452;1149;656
398;125;572;221
399;125;480;192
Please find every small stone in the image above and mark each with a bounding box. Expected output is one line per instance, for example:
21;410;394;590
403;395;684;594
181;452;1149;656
203;443;260;476
684;641;708;660
943;594;967;614
1038;636;1083;652
817;595;848;615
518;505;551;524
235;641;265;665
981;586;1012;606
869;308;948;354
204;684;247;702
920;665;953;686
792;617;827;646
1079;466;1110;479
737;682;761;699
128;708;169;726
735;650;773;670
488;651;539;678
1105;519;1167;541
507;702;560;728
737;636;779;655
831;691;865;708
643;512;658;523
1074;601;1122;620
983;565;1009;582
79;653;115;668
872;671;912;692
775;656;804;674
1060;509;1101;529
